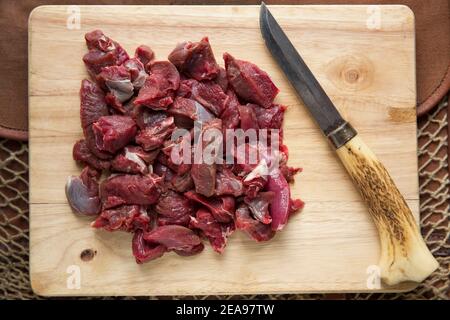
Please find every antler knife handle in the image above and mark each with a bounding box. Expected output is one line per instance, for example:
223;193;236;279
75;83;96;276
334;132;438;286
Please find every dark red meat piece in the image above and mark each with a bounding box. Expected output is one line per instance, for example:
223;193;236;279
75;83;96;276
235;204;275;242
132;230;166;264
176;79;197;98
289;198;305;215
135;116;175;151
220;90;241;129
134;61;180;109
191;119;223;197
168;37;220;81
80;79;109;129
160;135;192;175
242;160;269;198
190;80;229;116
190;208;234;254
132;106;168;129
215;167;243;197
170;172;194;193
155;191;194;227
266;172;291;231
224;52;279;108
144;225;203;255
253;103;286;129
167;97;214;127
72;139;110;171
96;65;134;105
93;115;137;153
83;30;129;76
215;67;229;92
65;166;101;216
184;191;235;223
100;174;163;209
123;58;147;89
111;146;153;174
91;205;151;232
135;45;155;67
245;191;274;225
238;104;259;130
280;165;301;183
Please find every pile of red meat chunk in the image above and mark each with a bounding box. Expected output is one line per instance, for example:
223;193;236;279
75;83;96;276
66;30;304;264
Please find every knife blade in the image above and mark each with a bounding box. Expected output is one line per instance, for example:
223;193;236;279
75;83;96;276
259;3;438;286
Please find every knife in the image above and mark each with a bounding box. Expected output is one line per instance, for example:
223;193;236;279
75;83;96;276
259;3;438;286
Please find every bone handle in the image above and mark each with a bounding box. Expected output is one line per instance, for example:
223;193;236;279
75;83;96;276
335;134;438;285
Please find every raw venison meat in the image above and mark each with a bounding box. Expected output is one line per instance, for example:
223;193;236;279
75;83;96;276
191;119;222;197
266;172;291;231
135;45;155;68
168;37;220;81
143;225;204;256
92;205;152;232
224;53;279;108
238;104;259;130
190;80;229;116
215;167;243;197
155;190;194;227
93;115;137;153
70;31;304;264
190;208;234;253
167;97;214;127
72;139;110;171
184;191;235;223
83;30;129;76
100;174;163;209
245;191;274;225
123;58;147;89
215;67;229;92
235;204;275;242
65;166;101;216
132;230;167;264
134;61;180;109
80;79;109;129
220;90;241;129
253;103;286;129
96;65;134;113
135;116;175;151
111;146;154;174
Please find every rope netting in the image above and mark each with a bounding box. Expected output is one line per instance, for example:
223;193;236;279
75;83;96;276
0;97;448;300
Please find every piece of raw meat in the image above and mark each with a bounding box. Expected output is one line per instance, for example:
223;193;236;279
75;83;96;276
96;65;134;104
253;103;286;129
135;45;155;67
123;58;148;89
184;191;235;223
170;172;194;193
176;79;197;98
65;166;101;216
215;167;243;197
143;225;204;255
238;104;259;130
224;53;279;108
220;90;240;129
134;61;180;109
91;205;152;232
83;30;129;76
132;230;167;264
132;106;168;129
245;191;274;224
191;119;223;197
72;139;110;171
135;116;175;151
215;67;228;92
280;164;301;183
190;80;229;116
92;115;137;153
100;174;163;209
235;204;275;242
242;159;269;198
266;172;291;231
155;190;194;227
167;97;214;127
190;208;234;254
168;37;220;81
111;146;153;174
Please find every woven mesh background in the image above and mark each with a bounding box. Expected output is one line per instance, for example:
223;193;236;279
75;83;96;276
0;96;448;300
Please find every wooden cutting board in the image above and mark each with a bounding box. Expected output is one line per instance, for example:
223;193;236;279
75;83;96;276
29;5;418;296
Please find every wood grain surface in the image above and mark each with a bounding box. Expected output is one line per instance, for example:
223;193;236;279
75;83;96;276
29;5;417;296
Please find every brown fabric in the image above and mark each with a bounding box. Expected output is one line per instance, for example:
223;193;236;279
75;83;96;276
0;0;449;140
1;95;448;299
